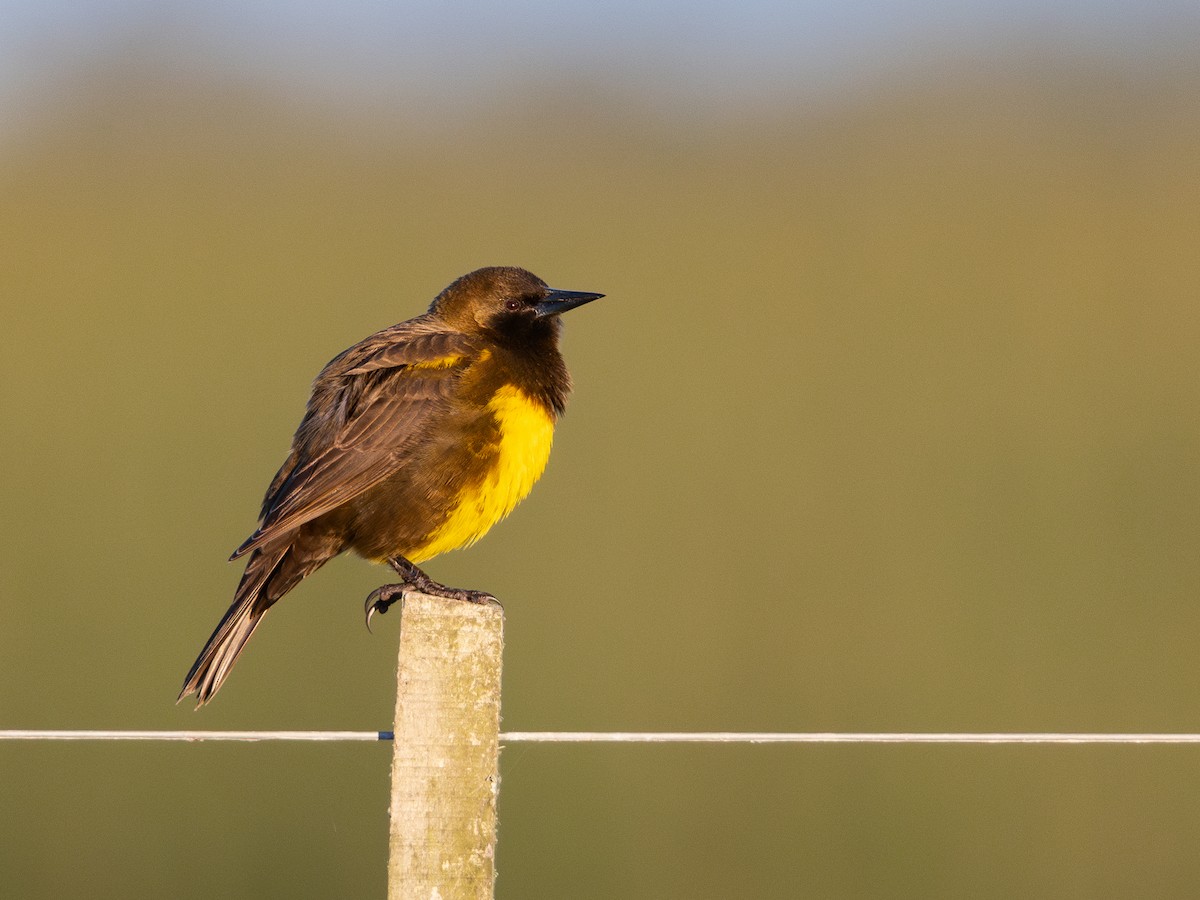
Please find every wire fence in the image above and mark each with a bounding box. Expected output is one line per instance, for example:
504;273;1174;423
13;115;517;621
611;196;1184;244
5;730;1200;744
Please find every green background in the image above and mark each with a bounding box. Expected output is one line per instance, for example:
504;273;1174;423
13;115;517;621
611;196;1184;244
2;46;1200;899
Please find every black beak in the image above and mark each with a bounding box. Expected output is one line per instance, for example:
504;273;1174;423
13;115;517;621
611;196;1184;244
534;288;604;318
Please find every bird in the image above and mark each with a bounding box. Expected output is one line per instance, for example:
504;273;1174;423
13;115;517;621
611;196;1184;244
178;266;602;706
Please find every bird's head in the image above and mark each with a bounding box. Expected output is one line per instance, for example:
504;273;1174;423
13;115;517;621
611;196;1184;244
432;266;603;339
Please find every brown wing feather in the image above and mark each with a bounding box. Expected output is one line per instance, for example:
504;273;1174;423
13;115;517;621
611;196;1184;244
231;318;480;559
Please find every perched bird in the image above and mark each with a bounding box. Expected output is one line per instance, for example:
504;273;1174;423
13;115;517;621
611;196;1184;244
179;266;602;706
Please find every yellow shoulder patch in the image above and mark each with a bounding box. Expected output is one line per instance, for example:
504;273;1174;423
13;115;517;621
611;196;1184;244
407;348;490;372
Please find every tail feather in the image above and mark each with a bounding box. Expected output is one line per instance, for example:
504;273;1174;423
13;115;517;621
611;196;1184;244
179;544;296;707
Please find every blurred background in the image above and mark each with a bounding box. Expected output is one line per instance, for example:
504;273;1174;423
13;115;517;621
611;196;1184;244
2;1;1199;897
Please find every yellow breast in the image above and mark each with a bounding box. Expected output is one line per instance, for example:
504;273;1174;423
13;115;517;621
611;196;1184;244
408;384;556;563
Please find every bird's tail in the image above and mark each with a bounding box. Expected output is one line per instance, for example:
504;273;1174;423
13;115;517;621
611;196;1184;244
178;541;316;707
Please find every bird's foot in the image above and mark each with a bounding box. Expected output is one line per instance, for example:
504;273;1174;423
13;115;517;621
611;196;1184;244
364;557;502;631
389;556;502;608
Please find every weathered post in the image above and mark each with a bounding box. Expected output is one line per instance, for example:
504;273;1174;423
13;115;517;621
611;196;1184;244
387;592;504;900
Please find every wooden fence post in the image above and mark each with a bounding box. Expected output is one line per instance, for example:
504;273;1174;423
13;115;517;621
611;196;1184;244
387;592;504;900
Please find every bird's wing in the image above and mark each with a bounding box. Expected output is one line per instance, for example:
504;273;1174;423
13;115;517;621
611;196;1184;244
230;322;479;559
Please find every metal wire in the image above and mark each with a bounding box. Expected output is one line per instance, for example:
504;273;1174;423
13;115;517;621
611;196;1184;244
500;732;1200;744
0;730;389;742
4;730;1200;744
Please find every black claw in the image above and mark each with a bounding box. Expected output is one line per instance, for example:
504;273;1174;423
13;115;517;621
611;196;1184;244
464;590;503;609
364;584;408;633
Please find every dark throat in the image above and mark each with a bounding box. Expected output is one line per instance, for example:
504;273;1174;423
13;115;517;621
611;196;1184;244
486;317;572;417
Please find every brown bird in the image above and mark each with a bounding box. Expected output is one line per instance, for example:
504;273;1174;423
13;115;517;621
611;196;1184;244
179;266;602;706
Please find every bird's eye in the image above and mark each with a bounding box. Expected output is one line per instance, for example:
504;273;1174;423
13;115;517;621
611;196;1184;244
504;299;522;311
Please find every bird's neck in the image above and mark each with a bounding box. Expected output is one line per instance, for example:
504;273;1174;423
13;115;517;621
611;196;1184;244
487;328;571;419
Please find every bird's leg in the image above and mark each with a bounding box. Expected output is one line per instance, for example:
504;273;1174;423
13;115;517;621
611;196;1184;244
388;556;502;607
364;555;501;631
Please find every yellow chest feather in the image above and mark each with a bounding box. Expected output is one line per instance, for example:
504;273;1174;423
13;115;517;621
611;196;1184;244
410;385;555;562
